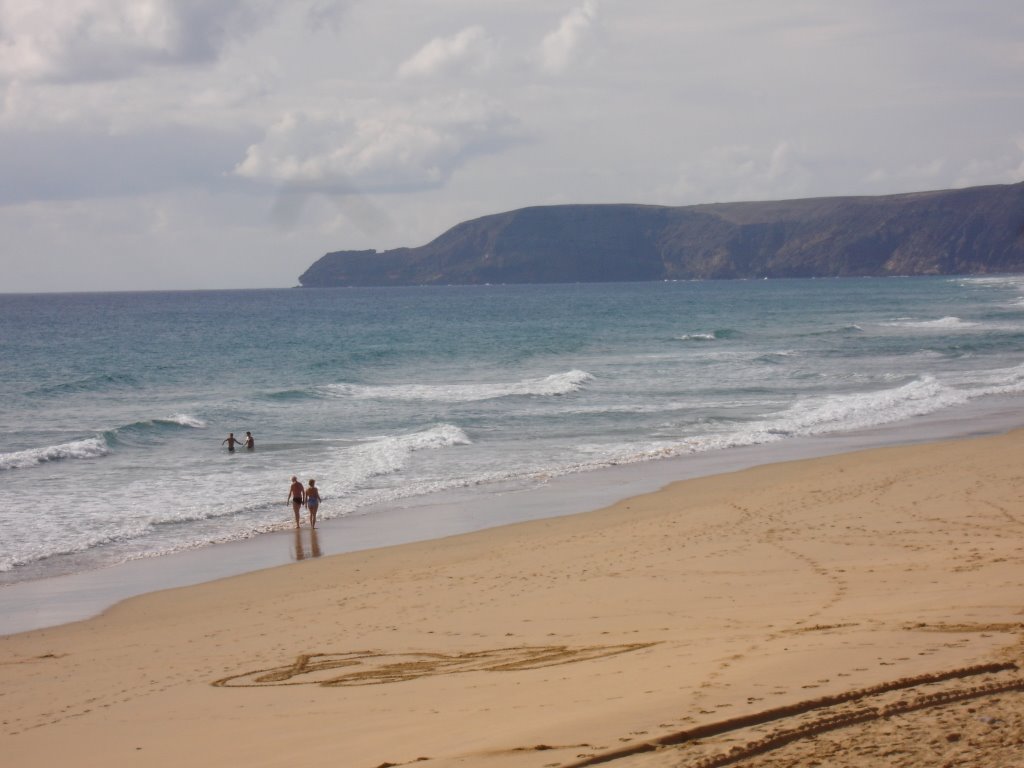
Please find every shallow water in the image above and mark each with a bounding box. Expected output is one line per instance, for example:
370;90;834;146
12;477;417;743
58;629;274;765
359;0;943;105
4;276;1024;588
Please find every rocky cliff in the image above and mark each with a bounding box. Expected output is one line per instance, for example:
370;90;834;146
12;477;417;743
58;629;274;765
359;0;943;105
299;181;1024;286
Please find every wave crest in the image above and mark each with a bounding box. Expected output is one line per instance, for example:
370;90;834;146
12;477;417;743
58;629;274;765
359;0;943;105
106;414;207;442
677;329;737;342
0;437;110;471
1;414;205;470
319;370;593;403
157;414;207;429
882;316;977;330
336;424;471;488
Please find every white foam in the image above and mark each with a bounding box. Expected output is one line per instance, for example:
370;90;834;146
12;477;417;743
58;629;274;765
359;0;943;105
768;377;967;436
557;368;1024;470
958;276;1024;288
0;422;477;573
162;414;207;429
944;361;1024;394
0;516;153;572
881;316;977;330
0;437;110;471
333;424;471;487
319;370;593;402
678;333;717;341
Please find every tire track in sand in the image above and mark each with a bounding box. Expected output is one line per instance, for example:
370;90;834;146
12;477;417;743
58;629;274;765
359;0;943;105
558;661;1022;767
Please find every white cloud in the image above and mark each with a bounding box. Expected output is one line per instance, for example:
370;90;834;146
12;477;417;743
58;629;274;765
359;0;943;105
398;25;493;79
234;93;525;193
865;158;946;190
954;138;1024;188
0;0;273;82
668;141;812;204
539;0;598;74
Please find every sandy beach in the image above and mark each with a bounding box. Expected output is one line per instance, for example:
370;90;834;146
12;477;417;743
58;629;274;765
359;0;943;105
3;430;1024;767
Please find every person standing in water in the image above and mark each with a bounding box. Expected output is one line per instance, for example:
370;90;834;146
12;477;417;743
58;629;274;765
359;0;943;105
305;478;321;529
287;476;305;527
243;431;255;450
222;433;242;452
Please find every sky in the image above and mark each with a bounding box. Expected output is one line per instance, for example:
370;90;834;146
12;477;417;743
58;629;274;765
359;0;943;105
1;0;1022;292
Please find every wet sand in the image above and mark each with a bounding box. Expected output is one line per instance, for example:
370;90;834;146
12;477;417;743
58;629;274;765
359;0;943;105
3;429;1024;767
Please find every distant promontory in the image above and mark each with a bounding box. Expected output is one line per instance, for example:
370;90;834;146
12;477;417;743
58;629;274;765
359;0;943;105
299;181;1024;286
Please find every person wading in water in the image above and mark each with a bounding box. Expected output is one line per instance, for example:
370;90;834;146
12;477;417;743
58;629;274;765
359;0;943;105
287;476;305;527
305;479;321;528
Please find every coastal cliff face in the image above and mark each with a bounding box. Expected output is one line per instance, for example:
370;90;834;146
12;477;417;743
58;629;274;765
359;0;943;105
299;181;1024;286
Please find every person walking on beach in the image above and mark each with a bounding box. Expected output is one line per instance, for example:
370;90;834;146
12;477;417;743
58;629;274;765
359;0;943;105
288;476;305;527
222;432;242;452
243;431;255;450
305;478;321;529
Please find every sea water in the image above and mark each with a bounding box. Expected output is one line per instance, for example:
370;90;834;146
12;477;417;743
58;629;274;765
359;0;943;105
3;276;1024;586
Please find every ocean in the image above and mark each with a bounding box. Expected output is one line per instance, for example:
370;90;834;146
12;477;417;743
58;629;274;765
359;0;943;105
3;276;1024;603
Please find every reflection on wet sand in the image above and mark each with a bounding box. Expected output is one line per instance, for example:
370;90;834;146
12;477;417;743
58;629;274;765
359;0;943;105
293;528;322;561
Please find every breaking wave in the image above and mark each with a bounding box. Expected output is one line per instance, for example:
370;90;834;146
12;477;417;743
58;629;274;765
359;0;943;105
319;370;593;402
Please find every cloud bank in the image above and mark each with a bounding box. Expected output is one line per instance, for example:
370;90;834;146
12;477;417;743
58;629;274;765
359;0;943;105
0;0;273;82
234;94;524;193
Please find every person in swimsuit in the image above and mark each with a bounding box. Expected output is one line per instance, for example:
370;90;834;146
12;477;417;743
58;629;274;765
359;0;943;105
305;478;321;529
222;433;241;452
243;431;255;450
287;476;305;527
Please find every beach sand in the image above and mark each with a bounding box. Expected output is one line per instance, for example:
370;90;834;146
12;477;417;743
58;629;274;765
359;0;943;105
3;431;1024;767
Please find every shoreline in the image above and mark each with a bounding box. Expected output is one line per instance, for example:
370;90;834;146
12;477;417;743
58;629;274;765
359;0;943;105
2;393;1023;637
3;417;1024;766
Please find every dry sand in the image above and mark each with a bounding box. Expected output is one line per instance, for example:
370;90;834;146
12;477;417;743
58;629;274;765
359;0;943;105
3;431;1024;768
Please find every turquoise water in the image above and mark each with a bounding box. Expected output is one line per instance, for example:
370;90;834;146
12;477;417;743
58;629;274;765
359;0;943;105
4;276;1024;583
